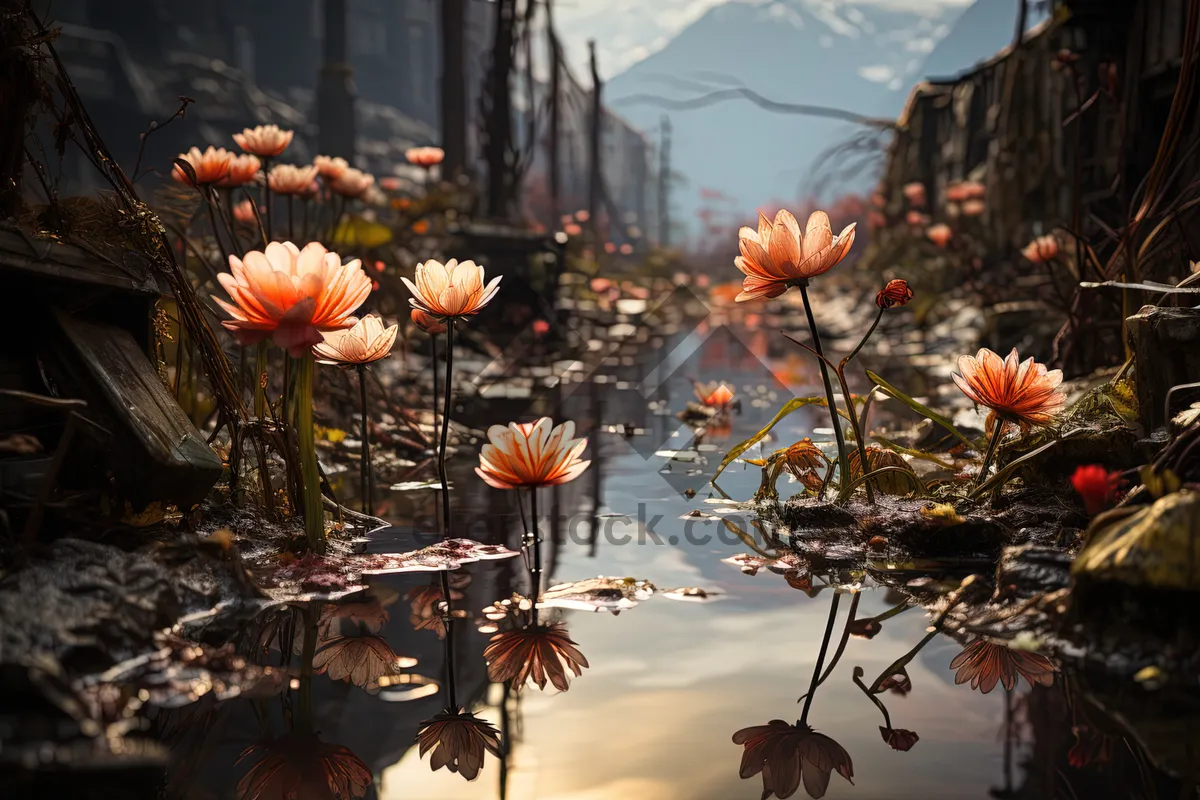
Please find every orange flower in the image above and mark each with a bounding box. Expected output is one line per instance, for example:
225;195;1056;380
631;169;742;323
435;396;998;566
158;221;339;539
532;319;550;337
412;219;430;235
416;708;502;781
214;241;371;357
402;258;501;321
619;243;633;255
233;124;294;157
379;176;402;191
314;155;350;180
695;381;735;407
564;222;582;236
405;146;445;167
949;639;1057;693
236;733;371;800
331;168;374;198
411;309;446;334
953;347;1065;428
733;720;854;799
313;634;414;693
484;623;589;692
312;314;397;365
926;223;952;247
961;198;986;217
902;182;926;207
1022;233;1061;263
875;279;913;309
172;146;232;187
945;180;984;202
218;154;261;188
905;210;927;227
475;418;590;490
268;163;319;195
734;209;856;302
574;209;590;222
232;199;261;226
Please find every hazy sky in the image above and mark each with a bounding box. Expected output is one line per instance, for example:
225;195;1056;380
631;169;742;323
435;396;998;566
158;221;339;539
552;0;975;80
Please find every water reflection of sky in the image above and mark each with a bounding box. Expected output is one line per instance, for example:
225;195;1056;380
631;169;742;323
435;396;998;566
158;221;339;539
380;324;1012;799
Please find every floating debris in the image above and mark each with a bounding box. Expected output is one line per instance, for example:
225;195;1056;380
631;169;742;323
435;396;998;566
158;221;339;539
539;577;656;614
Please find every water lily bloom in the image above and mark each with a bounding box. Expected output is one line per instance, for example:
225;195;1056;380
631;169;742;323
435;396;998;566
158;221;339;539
1071;464;1123;515
236;733;371;800
405;146;445;167
734;209;856;302
1022;233;1061;263
232;199;261;225
214;241;371;357
411;309;447;334
926;223;952;247
312;314;397;365
172;146;233;187
218;154;261;188
403;258;501;321
879;727;920;752
233;124;294;157
902;182;927;207
953;348;1066;429
314;154;350;180
733;720;854;799
331;168;375;198
950;639;1057;693
876;279;913;309
484;623;589;692
416;708;502;781
267;163;320;196
475;418;590;490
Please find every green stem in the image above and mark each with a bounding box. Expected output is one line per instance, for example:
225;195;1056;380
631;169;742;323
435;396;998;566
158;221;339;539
295;356;325;552
842;308;884;369
358;364;371;516
974;421;1005;491
798;284;851;495
799;591;841;727
833;364;874;504
438;319;455;538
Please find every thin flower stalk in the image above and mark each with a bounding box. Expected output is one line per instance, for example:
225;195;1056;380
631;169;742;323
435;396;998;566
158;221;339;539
439;319;455;536
798;284;852;496
439;570;458;709
529;488;542;625
358;364;372;516
799;592;841;727
975;421;1006;491
295;355;325;550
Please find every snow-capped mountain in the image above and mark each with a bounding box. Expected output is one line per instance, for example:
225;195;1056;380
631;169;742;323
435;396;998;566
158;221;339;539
601;0;1026;235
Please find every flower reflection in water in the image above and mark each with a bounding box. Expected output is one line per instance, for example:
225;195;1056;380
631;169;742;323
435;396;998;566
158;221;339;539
733;720;854;799
878;726;920;752
949;638;1057;694
237;732;372;800
406;578;466;639
484;622;589;692
313;635;417;694
416;708;503;781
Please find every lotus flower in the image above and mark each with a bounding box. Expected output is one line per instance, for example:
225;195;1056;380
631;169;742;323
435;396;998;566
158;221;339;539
926;223;952;247
312;314;397;365
475;418;590;490
733;720;854;799
172;146;233;187
214;241;371;357
232;199;261;226
402;258;501;321
236;732;371;800
734;209;856;302
695;381;735;408
268;163;320;196
233;124;294;157
953;347;1065;429
1022;233;1061;263
218;154;261;188
416;708;502;781
314;155;350;180
484;623;589;692
331;168;374;198
902;182;926;207
312;634;414;693
411;309;446;334
875;279;913;309
406;146;445;167
949;638;1057;693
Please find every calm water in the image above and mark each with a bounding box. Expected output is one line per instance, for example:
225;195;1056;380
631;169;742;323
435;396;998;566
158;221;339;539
167;320;1154;800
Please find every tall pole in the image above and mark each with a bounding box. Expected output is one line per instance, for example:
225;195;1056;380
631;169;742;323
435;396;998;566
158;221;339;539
486;0;516;218
587;40;602;242
440;0;468;178
546;0;561;224
657;115;671;248
317;0;357;160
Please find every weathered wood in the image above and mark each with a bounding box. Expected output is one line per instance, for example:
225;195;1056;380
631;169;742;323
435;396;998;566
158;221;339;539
1127;305;1200;430
0;227;159;296
52;309;221;510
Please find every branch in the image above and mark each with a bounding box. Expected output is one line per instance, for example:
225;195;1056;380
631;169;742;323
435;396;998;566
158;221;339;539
610;87;895;129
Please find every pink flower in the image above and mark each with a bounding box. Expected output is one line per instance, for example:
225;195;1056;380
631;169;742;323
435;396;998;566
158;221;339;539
402;259;502;321
405;146;445;167
233;124;294;157
314;155;350;181
232;199;261;225
532;319;550;337
312;314;398;365
379;176;402;191
961;198;986;217
475;418;590;489
331;168;375;199
1022;234;1061;263
902;182;927;207
926;223;952;248
411;309;446;334
268;164;320;196
217;154;261;188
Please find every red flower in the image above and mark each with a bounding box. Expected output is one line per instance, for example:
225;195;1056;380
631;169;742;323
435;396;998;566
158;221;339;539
875;279;913;309
879;727;919;751
1071;465;1123;516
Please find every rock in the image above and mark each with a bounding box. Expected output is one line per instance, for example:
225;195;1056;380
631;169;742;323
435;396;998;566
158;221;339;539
1073;490;1200;590
1127;305;1200;430
994;544;1072;600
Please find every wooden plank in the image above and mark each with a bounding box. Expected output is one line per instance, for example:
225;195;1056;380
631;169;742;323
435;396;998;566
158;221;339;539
52;309;222;510
0;228;160;296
